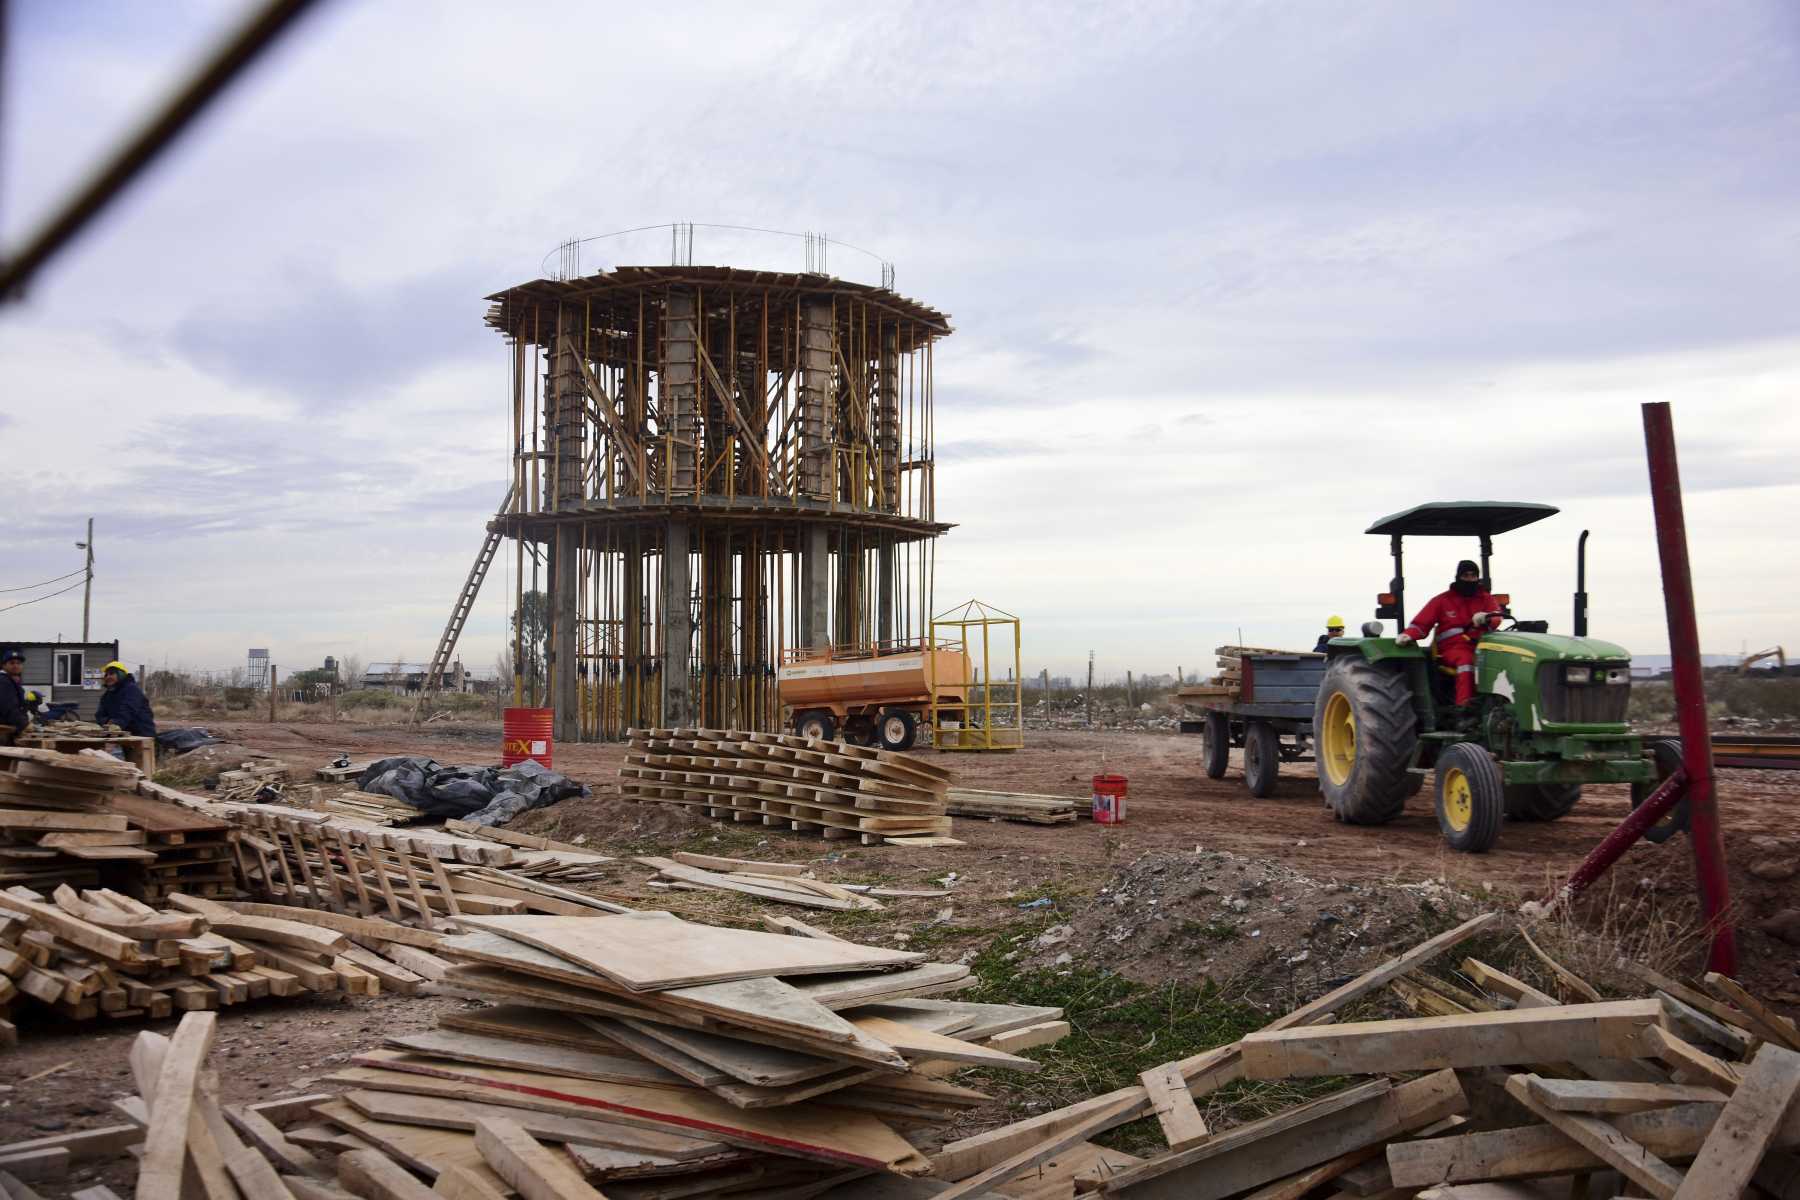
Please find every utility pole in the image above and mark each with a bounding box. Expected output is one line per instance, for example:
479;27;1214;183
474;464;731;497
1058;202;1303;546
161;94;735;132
76;518;94;641
1085;651;1094;728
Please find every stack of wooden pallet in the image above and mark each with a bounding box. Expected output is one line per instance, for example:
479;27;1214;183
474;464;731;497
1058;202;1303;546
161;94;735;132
220;802;623;928
946;787;1087;824
929;912;1800;1199
0;884;451;1040
620;727;954;844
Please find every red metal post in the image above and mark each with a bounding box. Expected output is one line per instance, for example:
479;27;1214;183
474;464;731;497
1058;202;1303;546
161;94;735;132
1556;767;1687;900
1642;402;1736;975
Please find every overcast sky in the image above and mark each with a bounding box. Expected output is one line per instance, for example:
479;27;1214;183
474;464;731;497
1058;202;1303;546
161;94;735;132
4;0;1797;681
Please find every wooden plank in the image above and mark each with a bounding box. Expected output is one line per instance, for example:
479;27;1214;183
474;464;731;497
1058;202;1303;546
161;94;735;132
428;1167;508;1199
1702;971;1800;1052
1517;927;1602;1002
454;913;922;991
1241;999;1664;1079
1643;1025;1744;1092
382;1030;681;1088
199;900;445;949
1138;1062;1209;1151
850;1016;1039;1071
932;1095;1139;1200
337;1148;439;1200
136;1012;219;1200
166;899;350;957
1527;1077;1727;1114
1507;1074;1684;1198
673;851;807;876
1673;1043;1800;1199
0;809;128;831
986;1020;1071;1055
0;1124;141;1162
196;1076;298;1200
1107;1072;1466;1200
0;892;142;962
0;1148;67;1182
225;1103;330;1178
341;1089;726;1158
473;1117;605;1200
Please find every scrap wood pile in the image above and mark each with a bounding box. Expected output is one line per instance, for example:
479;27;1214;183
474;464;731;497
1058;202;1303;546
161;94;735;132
621;727;958;845
0;748;234;904
219;802;622;927
640;851;952;913
16;913;1073;1197
0;884;453;1041
924;911;1800;1200
946;788;1089;825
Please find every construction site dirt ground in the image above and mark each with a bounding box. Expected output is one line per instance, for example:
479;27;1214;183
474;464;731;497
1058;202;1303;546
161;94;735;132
3;720;1795;1189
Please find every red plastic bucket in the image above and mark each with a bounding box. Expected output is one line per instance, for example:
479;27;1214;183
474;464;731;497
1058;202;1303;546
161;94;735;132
1092;773;1127;825
502;707;554;768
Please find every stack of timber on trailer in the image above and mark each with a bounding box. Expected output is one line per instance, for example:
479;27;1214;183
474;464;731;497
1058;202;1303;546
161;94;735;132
1177;646;1327;797
43;912;1074;1198
620;728;954;844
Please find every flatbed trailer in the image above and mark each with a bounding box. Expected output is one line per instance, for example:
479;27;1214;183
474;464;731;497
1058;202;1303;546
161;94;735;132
1177;651;1328;796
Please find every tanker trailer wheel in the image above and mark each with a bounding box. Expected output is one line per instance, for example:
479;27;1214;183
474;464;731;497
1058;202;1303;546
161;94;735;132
877;710;918;751
1505;781;1581;822
795;710;837;742
1314;657;1417;825
1435;742;1504;853
1630;738;1690;844
1201;711;1230;779
1244;720;1280;798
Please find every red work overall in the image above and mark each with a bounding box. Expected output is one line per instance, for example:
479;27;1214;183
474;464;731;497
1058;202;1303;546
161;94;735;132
1405;588;1500;705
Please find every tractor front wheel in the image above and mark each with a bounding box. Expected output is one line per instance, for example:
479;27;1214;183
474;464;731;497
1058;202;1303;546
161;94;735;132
1631;739;1689;843
1314;657;1418;825
1505;782;1582;822
1202;712;1230;779
1244;721;1279;797
1436;742;1504;853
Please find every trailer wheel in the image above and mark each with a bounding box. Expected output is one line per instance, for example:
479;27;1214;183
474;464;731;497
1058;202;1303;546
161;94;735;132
1244;721;1280;797
877;710;918;751
1314;657;1417;825
1201;712;1230;779
1630;738;1689;843
1505;782;1581;822
1435;742;1504;853
795;710;837;742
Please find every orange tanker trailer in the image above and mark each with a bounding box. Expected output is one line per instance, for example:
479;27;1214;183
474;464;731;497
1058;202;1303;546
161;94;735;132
777;643;970;750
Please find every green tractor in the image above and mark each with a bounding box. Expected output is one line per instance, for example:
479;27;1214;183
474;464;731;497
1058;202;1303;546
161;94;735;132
1316;502;1668;853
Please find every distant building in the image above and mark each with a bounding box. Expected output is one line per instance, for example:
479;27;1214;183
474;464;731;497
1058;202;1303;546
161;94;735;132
2;639;122;721
362;661;467;694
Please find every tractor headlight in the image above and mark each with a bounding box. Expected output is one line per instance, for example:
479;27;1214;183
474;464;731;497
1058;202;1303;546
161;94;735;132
1604;670;1629;685
1565;666;1591;684
1362;621;1385;638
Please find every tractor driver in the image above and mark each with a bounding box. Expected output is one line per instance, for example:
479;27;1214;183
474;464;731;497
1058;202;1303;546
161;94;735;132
1394;560;1501;707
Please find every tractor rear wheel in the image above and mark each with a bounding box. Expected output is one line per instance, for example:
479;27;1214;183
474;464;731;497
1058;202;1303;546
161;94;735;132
1314;657;1417;825
795;710;837;742
1631;738;1689;843
1202;712;1230;779
1244;721;1279;797
1436;742;1504;853
1505;782;1582;822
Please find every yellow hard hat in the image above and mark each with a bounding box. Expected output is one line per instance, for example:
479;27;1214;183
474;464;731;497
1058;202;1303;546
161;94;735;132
102;661;129;676
24;690;37;703
1326;615;1346;630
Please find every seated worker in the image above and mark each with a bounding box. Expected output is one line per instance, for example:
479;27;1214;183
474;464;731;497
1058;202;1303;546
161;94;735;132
1314;615;1346;653
1395;560;1502;707
95;661;157;737
0;649;27;746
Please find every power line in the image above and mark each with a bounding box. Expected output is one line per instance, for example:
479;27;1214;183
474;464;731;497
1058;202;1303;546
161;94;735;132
0;578;87;615
0;567;88;594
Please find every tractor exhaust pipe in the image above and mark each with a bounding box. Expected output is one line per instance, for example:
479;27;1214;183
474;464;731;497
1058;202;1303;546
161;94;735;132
1574;529;1589;638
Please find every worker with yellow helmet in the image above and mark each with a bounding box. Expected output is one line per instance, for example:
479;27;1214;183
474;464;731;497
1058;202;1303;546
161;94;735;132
1314;616;1346;654
95;661;157;737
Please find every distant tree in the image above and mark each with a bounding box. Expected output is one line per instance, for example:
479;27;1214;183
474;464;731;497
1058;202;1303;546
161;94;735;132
339;653;364;691
512;591;550;699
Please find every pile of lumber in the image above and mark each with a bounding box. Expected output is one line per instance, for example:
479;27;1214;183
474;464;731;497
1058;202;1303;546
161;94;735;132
0;884;449;1038
314;758;371;782
946;787;1087;824
221;802;624;928
620;727;954;844
211;759;289;802
0;748;235;903
926;911;1800;1199
37;916;1071;1197
1178;643;1299;700
640;851;903;912
306;786;426;826
445;818;615;882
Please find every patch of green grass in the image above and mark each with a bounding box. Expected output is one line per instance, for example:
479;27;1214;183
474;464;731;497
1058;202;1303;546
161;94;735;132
1177;919;1242;944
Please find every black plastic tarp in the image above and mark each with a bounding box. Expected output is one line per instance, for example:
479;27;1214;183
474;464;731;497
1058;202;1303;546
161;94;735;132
356;756;588;825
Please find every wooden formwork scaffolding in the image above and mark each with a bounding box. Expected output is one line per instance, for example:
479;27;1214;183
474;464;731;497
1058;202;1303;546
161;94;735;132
486;265;953;742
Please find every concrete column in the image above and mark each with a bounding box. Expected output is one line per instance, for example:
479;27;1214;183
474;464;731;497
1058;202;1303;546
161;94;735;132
547;308;584;742
876;540;896;646
664;290;699;495
662;521;692;726
551;526;580;742
877;326;900;512
798;298;833;499
800;524;830;650
835;538;861;648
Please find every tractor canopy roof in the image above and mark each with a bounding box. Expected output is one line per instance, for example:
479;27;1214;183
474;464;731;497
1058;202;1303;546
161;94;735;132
1366;501;1560;538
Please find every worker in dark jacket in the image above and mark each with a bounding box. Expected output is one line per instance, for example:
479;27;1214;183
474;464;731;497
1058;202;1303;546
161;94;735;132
1313;615;1346;654
95;661;156;736
0;649;29;745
